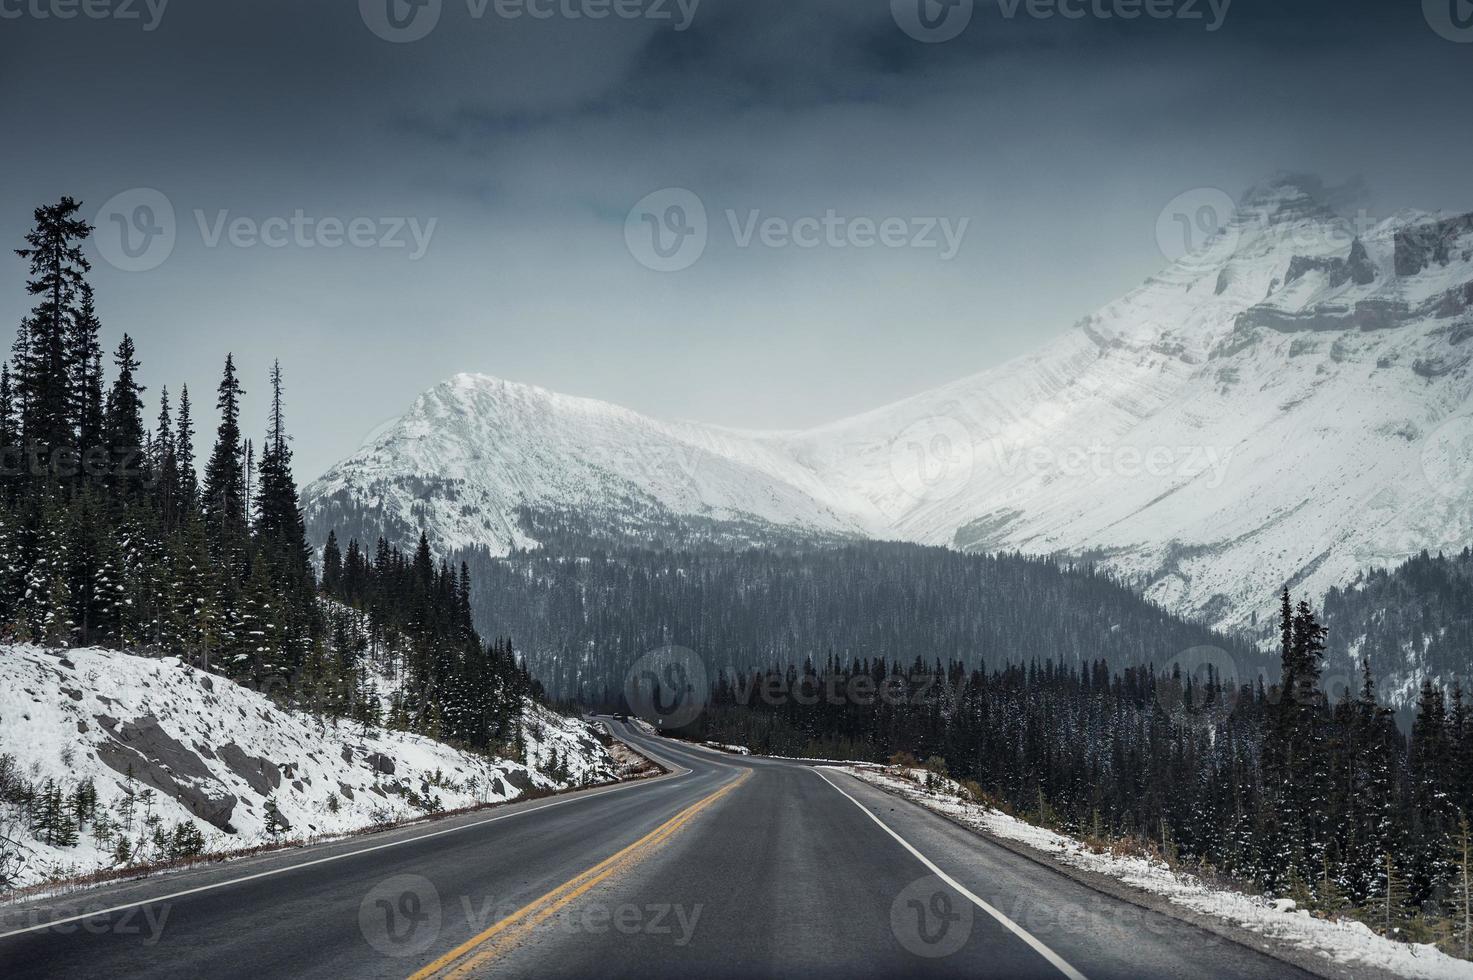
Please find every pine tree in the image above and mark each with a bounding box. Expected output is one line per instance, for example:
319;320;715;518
175;384;198;515
68;282;105;467
1454;813;1472;959
13;198;92;473
321;530;342;595
263;795;287;840
102;334;147;495
253;362;312;590
202;354;247;571
153;386;178;527
1408;681;1456;912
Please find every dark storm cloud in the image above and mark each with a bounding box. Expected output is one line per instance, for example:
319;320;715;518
0;0;1468;482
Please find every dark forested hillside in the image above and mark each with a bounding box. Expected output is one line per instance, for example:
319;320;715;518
1322;548;1473;708
457;539;1267;702
0;197;538;754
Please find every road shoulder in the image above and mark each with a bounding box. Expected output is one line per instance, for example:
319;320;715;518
830;766;1420;980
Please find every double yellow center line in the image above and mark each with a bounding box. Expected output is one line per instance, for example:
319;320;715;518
409;768;751;980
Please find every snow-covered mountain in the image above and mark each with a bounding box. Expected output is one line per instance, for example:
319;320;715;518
303;374;867;557
303;176;1473;629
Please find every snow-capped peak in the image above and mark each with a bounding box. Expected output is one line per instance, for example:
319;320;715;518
304;178;1473;632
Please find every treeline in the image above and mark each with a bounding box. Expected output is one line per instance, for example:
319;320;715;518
680;592;1473;953
0;197;534;754
0;756;206;888
460;539;1266;701
1322;547;1473;702
318;530;537;751
0;197;316;680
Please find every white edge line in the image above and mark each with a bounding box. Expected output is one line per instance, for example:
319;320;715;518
0;732;692;943
813;768;1089;980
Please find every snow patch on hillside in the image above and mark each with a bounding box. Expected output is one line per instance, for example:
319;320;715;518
0;645;616;890
845;766;1473;980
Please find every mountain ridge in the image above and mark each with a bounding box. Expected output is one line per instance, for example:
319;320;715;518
303;176;1473;631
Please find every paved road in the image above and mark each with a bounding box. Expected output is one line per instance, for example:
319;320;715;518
0;721;1316;979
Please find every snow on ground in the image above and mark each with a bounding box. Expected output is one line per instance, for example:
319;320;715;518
844;766;1473;980
0;645;616;891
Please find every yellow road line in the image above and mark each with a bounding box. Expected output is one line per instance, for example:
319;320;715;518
409;768;751;980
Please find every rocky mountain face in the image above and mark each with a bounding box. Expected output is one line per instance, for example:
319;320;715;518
303;176;1473;634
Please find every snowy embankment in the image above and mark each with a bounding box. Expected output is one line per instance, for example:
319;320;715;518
844;766;1473;980
0;645;616;891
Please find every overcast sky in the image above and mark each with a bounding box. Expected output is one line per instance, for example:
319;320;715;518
1;0;1470;480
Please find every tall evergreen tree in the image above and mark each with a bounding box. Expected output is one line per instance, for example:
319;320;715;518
13;198;92;473
321;530;342;596
153;386;178;527
174;384;197;514
102;334;147;494
202;354;247;568
68;282;105;467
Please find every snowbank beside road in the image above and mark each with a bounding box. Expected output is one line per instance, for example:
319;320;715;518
844;766;1473;980
0;645;616;891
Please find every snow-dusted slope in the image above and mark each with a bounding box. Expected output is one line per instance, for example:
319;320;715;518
303;176;1473;629
0;645;616;890
777;177;1473;627
304;374;867;556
